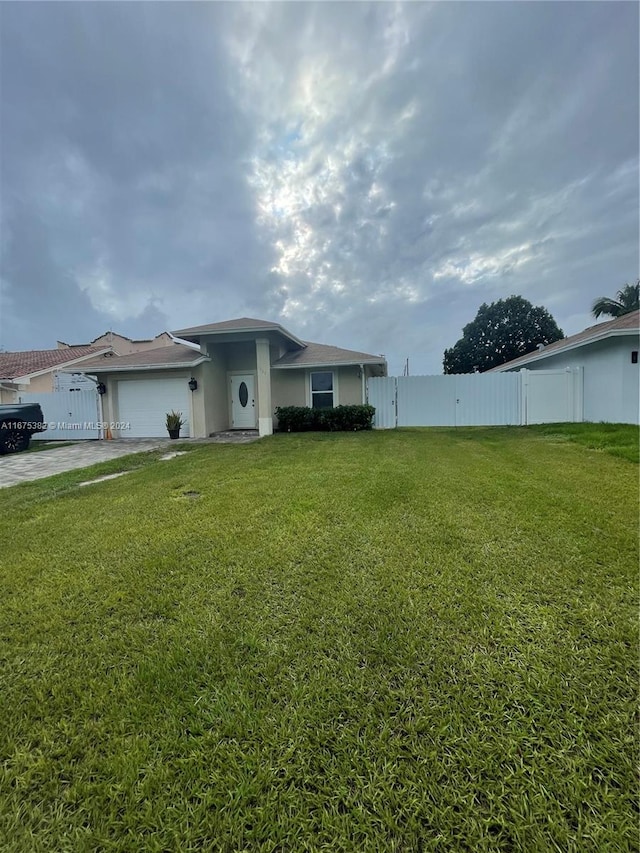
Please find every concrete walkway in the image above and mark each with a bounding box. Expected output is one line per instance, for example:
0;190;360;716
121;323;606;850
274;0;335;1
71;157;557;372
0;440;168;488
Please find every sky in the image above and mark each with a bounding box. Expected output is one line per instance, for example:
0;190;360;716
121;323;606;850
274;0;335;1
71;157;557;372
1;2;638;375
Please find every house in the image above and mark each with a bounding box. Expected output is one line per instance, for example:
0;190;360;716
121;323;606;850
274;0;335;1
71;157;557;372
75;317;387;438
57;330;174;355
490;310;639;424
0;346;112;403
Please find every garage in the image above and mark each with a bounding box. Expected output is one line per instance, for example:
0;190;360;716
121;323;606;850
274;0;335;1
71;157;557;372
117;377;191;438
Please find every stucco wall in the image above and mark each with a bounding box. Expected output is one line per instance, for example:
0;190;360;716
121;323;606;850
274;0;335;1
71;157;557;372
0;386;18;404
202;344;230;434
271;370;307;409
337;366;364;405
505;337;639;424
224;342;257;372
21;373;55;394
271;366;366;426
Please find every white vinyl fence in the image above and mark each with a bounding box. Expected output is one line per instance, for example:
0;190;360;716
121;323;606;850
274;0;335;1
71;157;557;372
368;368;583;428
19;390;102;440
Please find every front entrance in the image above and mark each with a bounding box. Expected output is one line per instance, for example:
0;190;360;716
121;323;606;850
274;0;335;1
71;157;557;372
230;374;256;429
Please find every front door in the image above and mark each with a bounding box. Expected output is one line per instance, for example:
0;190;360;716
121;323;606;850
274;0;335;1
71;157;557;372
230;374;256;429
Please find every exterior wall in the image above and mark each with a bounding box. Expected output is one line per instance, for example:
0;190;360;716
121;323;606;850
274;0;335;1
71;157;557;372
337;366;364;405
271;370;307;410
0;372;55;403
271;365;366;427
225;342;257;372
256;339;273;436
503;337;639;424
0;385;18;403
202;344;230;434
23;373;56;394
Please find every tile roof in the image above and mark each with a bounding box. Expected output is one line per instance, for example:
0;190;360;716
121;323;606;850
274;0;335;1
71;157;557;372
0;347;109;380
491;309;640;371
273;341;386;367
74;343;206;372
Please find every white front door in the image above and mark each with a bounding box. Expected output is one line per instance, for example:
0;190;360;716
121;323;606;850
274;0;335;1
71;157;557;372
230;374;256;429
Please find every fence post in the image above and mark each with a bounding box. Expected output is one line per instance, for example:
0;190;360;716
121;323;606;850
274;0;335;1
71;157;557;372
520;369;528;425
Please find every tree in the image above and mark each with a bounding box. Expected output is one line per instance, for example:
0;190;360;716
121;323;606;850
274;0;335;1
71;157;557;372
591;281;639;320
443;295;564;374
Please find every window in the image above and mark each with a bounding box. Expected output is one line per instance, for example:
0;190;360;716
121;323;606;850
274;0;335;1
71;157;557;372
310;371;334;409
632;351;638;364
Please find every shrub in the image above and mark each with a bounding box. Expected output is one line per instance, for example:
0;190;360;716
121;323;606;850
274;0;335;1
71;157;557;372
275;405;375;432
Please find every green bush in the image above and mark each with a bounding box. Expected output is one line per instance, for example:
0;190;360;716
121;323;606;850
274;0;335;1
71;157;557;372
275;405;375;432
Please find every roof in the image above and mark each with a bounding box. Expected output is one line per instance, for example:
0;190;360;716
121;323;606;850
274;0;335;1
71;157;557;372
491;310;640;372
273;341;387;368
172;316;304;347
70;343;208;373
0;346;110;380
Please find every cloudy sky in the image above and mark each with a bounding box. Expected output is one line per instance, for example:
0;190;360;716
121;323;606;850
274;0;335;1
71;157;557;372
1;2;637;374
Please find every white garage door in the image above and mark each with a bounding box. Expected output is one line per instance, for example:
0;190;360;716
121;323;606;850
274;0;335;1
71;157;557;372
117;378;191;438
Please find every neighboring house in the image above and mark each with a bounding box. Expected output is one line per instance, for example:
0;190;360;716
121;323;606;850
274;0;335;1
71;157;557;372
0;346;112;404
490;310;639;424
57;330;174;355
75;317;387;438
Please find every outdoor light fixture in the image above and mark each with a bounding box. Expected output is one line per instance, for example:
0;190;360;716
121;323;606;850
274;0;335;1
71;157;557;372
188;377;198;392
96;382;106;395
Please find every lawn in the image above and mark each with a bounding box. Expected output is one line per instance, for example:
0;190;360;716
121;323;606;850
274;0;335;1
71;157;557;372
0;426;637;852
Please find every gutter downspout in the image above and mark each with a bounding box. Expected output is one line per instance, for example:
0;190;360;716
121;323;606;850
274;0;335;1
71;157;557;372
360;364;366;404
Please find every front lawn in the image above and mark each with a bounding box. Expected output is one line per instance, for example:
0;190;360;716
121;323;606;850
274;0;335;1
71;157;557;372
0;427;637;851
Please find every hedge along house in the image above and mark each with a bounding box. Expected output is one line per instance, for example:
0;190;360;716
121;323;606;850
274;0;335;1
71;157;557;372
76;318;387;438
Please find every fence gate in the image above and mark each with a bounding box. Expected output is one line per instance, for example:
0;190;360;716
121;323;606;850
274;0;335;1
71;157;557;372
522;368;583;425
19;390;101;440
367;376;397;429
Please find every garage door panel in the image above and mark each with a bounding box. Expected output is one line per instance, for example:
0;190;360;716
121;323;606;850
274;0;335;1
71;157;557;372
117;379;190;438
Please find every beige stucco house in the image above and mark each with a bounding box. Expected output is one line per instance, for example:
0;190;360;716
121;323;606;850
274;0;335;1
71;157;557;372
77;317;387;438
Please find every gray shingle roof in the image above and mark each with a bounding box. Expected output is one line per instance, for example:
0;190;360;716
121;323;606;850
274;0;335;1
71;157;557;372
491;310;640;371
172;317;303;345
69;344;206;373
273;341;386;368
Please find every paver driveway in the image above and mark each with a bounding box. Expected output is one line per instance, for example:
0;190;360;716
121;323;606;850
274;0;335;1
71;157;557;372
0;440;168;488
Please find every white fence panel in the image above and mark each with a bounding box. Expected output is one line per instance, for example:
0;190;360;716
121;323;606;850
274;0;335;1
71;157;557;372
523;368;583;424
367;377;397;428
368;369;583;428
454;373;521;426
397;376;456;426
19;390;101;440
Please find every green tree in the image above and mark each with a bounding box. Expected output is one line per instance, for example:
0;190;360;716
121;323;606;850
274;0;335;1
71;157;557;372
591;281;639;320
443;295;564;374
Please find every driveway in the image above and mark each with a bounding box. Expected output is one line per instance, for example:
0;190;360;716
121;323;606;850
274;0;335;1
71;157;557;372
0;440;168;488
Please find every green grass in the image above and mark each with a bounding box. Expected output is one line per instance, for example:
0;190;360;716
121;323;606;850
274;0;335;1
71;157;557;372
0;426;637;852
527;422;639;463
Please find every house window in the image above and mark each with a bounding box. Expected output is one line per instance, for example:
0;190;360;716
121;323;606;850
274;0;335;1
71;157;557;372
310;371;334;409
632;351;638;364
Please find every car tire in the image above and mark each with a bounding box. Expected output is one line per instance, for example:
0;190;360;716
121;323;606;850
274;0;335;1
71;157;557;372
0;430;30;454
